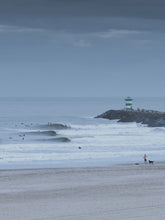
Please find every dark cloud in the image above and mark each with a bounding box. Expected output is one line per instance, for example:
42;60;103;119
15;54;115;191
0;0;164;34
1;0;165;21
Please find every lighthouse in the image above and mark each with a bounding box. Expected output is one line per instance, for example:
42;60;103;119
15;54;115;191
125;96;133;110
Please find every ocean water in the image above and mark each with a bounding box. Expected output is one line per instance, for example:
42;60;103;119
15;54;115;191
0;97;165;169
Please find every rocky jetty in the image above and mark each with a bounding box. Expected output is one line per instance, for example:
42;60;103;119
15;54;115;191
96;109;165;127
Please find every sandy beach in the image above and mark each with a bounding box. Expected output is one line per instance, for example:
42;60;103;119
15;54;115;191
0;163;165;220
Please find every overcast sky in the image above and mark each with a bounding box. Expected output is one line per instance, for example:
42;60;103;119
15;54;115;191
0;0;165;97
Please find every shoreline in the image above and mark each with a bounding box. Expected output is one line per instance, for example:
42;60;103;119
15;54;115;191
0;159;164;171
0;154;163;170
0;162;165;219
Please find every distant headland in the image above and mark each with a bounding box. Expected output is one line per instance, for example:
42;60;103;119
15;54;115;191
95;97;165;127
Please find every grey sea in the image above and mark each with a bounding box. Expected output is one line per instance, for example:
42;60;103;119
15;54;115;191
0;97;165;169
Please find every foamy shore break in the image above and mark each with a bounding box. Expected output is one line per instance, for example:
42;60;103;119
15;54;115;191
96;109;165;127
0;162;165;220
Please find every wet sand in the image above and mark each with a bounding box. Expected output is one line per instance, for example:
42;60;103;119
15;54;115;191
0;162;165;220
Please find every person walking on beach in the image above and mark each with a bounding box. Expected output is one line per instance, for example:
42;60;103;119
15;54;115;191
144;154;147;163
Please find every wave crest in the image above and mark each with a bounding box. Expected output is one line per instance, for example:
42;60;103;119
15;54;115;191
36;137;71;142
24;131;57;136
37;123;70;130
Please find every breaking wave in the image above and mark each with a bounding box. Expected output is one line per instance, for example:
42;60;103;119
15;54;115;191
23;130;57;136
35;123;70;130
35;137;71;142
152;128;165;133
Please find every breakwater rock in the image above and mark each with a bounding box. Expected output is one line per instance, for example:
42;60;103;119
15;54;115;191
95;109;165;127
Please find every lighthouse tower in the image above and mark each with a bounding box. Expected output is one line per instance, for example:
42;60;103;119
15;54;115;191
125;96;133;110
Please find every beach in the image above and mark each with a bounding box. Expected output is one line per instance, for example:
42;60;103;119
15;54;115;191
0;163;165;220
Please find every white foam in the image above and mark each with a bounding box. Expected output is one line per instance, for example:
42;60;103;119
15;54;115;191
1;114;165;168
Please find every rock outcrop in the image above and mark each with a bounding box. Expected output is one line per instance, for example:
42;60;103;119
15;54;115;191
95;109;165;127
